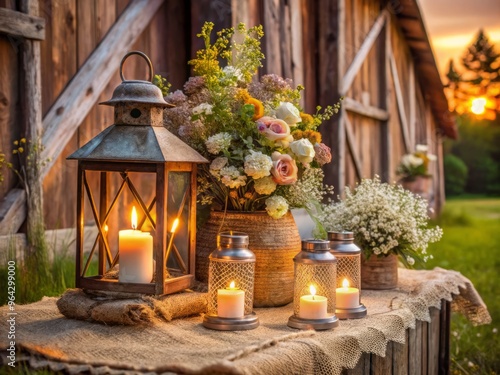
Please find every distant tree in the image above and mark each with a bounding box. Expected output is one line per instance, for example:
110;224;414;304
445;29;500;118
443;154;468;197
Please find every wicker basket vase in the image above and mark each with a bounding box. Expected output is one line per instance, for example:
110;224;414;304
196;211;302;307
360;253;398;290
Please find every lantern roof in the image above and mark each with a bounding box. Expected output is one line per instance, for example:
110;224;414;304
67;125;208;164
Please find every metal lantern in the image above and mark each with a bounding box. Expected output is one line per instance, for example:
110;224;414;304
328;231;367;319
288;239;339;330
67;51;207;295
203;231;259;331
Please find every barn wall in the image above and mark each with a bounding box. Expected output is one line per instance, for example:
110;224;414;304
0;0;449;231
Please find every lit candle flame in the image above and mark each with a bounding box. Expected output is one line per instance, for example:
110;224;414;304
309;285;316;297
171;218;179;233
229;281;236;289
131;206;138;230
104;224;109;232
342;278;350;289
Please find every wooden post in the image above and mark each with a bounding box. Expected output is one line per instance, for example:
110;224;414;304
318;0;344;193
20;0;46;259
380;16;391;182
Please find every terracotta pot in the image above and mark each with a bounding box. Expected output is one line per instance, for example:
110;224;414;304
360;253;398;290
400;176;431;199
196;210;302;307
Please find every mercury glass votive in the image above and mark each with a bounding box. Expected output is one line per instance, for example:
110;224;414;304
287;239;339;330
328;231;367;319
203;231;259;331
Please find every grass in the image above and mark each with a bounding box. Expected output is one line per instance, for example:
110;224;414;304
426;197;500;374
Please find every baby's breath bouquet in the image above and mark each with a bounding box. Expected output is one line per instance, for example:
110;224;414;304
319;176;442;267
163;22;339;219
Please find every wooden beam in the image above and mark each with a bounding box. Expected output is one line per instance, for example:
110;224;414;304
343;96;389;121
343;113;363;180
40;0;165;179
409;58;416;147
0;189;26;236
388;44;411;153
380;18;392;183
340;9;388;95
0;7;45;40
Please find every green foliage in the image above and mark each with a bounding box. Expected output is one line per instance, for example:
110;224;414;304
444;154;468;196
153;74;171;96
427;198;500;374
447;116;500;195
0;238;86;305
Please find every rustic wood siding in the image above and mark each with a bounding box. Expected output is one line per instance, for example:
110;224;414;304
0;0;448;230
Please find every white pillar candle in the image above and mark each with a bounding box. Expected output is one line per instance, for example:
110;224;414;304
336;278;360;309
118;207;154;283
299;285;328;320
217;282;245;318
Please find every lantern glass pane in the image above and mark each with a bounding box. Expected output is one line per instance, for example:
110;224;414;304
166;172;191;274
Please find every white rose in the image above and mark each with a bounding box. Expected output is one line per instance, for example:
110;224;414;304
192;103;213;115
290;138;315;165
415;144;428;153
275;102;301;126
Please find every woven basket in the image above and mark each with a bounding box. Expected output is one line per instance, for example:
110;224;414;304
196;211;301;307
360;253;398;290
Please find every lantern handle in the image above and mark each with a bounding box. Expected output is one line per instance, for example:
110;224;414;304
119;51;154;83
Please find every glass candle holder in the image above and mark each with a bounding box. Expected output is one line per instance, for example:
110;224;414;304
328;231;367;319
203;231;259;330
287;239;339;330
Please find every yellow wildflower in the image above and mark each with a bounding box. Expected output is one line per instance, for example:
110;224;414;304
303;130;322;144
291;130;303;140
236;88;251;102
300;113;315;129
246;97;264;120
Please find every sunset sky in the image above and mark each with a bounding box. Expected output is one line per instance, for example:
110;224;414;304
419;0;500;80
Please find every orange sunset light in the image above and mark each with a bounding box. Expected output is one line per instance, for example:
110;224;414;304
471;97;487;115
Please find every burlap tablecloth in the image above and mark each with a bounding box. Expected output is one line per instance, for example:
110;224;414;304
0;268;491;374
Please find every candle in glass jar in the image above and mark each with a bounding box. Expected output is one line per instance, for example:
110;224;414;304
217;281;245;318
336;278;360;309
119;207;153;283
299;285;328;319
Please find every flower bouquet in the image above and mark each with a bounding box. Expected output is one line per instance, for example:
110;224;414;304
319;176;442;268
396;144;437;181
162;22;339;220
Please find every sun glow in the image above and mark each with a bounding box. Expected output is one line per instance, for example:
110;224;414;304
471;97;487;115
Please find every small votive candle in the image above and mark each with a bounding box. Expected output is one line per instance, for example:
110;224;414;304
298;285;328;320
217;281;245;318
336;278;360;309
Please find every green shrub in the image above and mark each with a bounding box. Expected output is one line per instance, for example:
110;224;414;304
444;154;468;196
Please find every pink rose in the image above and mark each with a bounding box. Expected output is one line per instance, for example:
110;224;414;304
256;116;292;142
271;152;298;185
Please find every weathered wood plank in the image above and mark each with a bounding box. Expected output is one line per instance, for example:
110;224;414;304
263;0;282;76
408;58;416;147
343;96;389;121
439;301;450;374
422;320;428;375
289;0;303;91
318;0;344;192
0;189;26;235
388;44;411;153
0;226;99;262
428;307;440;375
344;352;370;375
0;7;45;40
380;18;391;183
393;330;409;374
344;113;363;180
409;321;422;375
373;341;393;374
341;9;388;95
40;0;165;179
